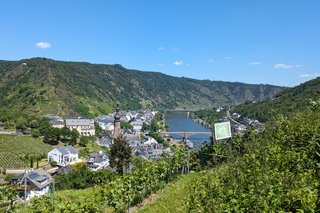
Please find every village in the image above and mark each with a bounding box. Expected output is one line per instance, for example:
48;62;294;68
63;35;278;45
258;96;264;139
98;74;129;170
8;107;176;201
2;105;264;202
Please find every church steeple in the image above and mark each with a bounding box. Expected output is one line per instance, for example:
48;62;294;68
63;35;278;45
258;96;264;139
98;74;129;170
113;104;121;141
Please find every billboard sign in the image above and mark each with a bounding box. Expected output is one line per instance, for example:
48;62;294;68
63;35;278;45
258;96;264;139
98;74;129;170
214;121;232;140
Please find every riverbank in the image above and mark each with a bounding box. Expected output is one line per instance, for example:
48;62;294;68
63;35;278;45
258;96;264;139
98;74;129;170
188;114;212;129
165;111;211;146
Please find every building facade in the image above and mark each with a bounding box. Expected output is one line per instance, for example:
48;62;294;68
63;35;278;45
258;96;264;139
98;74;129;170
65;119;95;136
11;168;53;201
47;146;80;167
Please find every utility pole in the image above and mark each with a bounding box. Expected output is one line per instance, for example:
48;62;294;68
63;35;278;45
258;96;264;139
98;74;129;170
52;179;55;211
24;168;27;209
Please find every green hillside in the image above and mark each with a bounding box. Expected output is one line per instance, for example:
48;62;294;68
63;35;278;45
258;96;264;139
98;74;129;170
139;107;320;212
232;77;320;122
0;135;52;169
0;58;283;121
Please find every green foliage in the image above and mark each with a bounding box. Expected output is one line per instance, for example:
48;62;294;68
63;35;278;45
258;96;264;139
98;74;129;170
191;108;226;127
21;147;189;212
232;77;320;122
94;121;104;138
55;164;116;190
110;135;132;175
49;161;57;167
185;109;320;212
120;121;133;130
151;111;166;131
43;127;61;145
0;58;283;122
31;128;41;138
148;131;165;144
79;136;90;147
0;135;51;169
0;185;18;212
70;129;80;146
60;126;71;141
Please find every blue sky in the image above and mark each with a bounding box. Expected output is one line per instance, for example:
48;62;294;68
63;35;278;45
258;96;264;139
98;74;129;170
0;0;319;87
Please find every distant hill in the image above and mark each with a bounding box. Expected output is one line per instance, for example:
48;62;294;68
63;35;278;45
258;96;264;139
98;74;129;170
0;58;283;120
232;77;320;122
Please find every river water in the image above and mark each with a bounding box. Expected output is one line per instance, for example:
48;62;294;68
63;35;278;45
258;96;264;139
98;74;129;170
165;111;211;148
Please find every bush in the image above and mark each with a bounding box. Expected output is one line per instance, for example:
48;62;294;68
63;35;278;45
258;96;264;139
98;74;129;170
49;161;57;167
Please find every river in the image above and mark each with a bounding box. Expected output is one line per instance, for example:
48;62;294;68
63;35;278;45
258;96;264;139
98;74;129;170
165;111;211;148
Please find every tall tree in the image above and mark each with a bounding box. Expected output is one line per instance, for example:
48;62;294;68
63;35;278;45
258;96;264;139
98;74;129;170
70;129;80;145
110;135;132;175
60;127;71;142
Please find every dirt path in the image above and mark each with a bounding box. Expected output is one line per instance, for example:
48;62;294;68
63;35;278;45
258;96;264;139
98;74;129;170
130;189;165;213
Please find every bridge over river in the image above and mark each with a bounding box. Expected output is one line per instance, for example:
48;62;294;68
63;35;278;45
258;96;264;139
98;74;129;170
159;131;213;138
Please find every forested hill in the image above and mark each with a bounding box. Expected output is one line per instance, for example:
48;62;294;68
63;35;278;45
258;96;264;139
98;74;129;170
232;76;320;122
0;58;283;118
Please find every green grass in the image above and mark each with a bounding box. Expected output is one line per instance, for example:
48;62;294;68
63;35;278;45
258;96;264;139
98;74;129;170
0;135;52;169
56;187;96;202
76;140;108;158
138;172;201;213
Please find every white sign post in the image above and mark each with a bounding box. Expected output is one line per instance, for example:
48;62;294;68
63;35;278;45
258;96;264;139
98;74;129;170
214;121;232;141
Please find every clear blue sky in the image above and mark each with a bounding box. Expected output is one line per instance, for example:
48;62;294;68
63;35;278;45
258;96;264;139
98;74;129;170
1;0;319;87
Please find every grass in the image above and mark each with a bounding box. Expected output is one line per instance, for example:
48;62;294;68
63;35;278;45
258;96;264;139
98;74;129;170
56;187;96;202
137;172;201;213
76;140;107;158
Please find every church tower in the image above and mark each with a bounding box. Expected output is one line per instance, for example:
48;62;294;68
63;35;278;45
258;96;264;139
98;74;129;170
113;104;121;141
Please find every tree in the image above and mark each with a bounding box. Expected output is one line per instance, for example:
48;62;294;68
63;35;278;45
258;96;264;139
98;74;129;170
31;128;41;138
38;117;51;135
120;121;133;130
110;135;132;175
70;129;80;145
94;121;104;138
60;127;71;142
79;136;90;147
43;127;61;145
15;117;28;131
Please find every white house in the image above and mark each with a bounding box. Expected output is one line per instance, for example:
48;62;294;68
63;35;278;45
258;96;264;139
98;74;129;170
86;150;109;171
47;146;80;167
65;118;95;136
11;168;53;201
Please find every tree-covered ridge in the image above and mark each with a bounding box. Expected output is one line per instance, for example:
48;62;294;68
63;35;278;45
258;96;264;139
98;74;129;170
232;77;320;122
0;58;283;120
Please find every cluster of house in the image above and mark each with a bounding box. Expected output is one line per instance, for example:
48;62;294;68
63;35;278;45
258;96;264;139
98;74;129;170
11;109;170;201
230;112;263;133
95;110;155;135
11;145;110;201
95;110;170;160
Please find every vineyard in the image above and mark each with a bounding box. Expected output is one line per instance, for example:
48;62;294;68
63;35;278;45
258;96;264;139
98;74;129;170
0;135;52;169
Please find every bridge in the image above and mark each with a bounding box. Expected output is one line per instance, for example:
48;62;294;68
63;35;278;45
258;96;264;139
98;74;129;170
159;131;213;138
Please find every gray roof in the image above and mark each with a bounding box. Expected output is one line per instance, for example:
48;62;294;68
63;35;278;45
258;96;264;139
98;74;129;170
65;119;94;126
55;145;78;155
51;120;65;125
87;150;109;164
23;168;53;189
95;116;114;124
